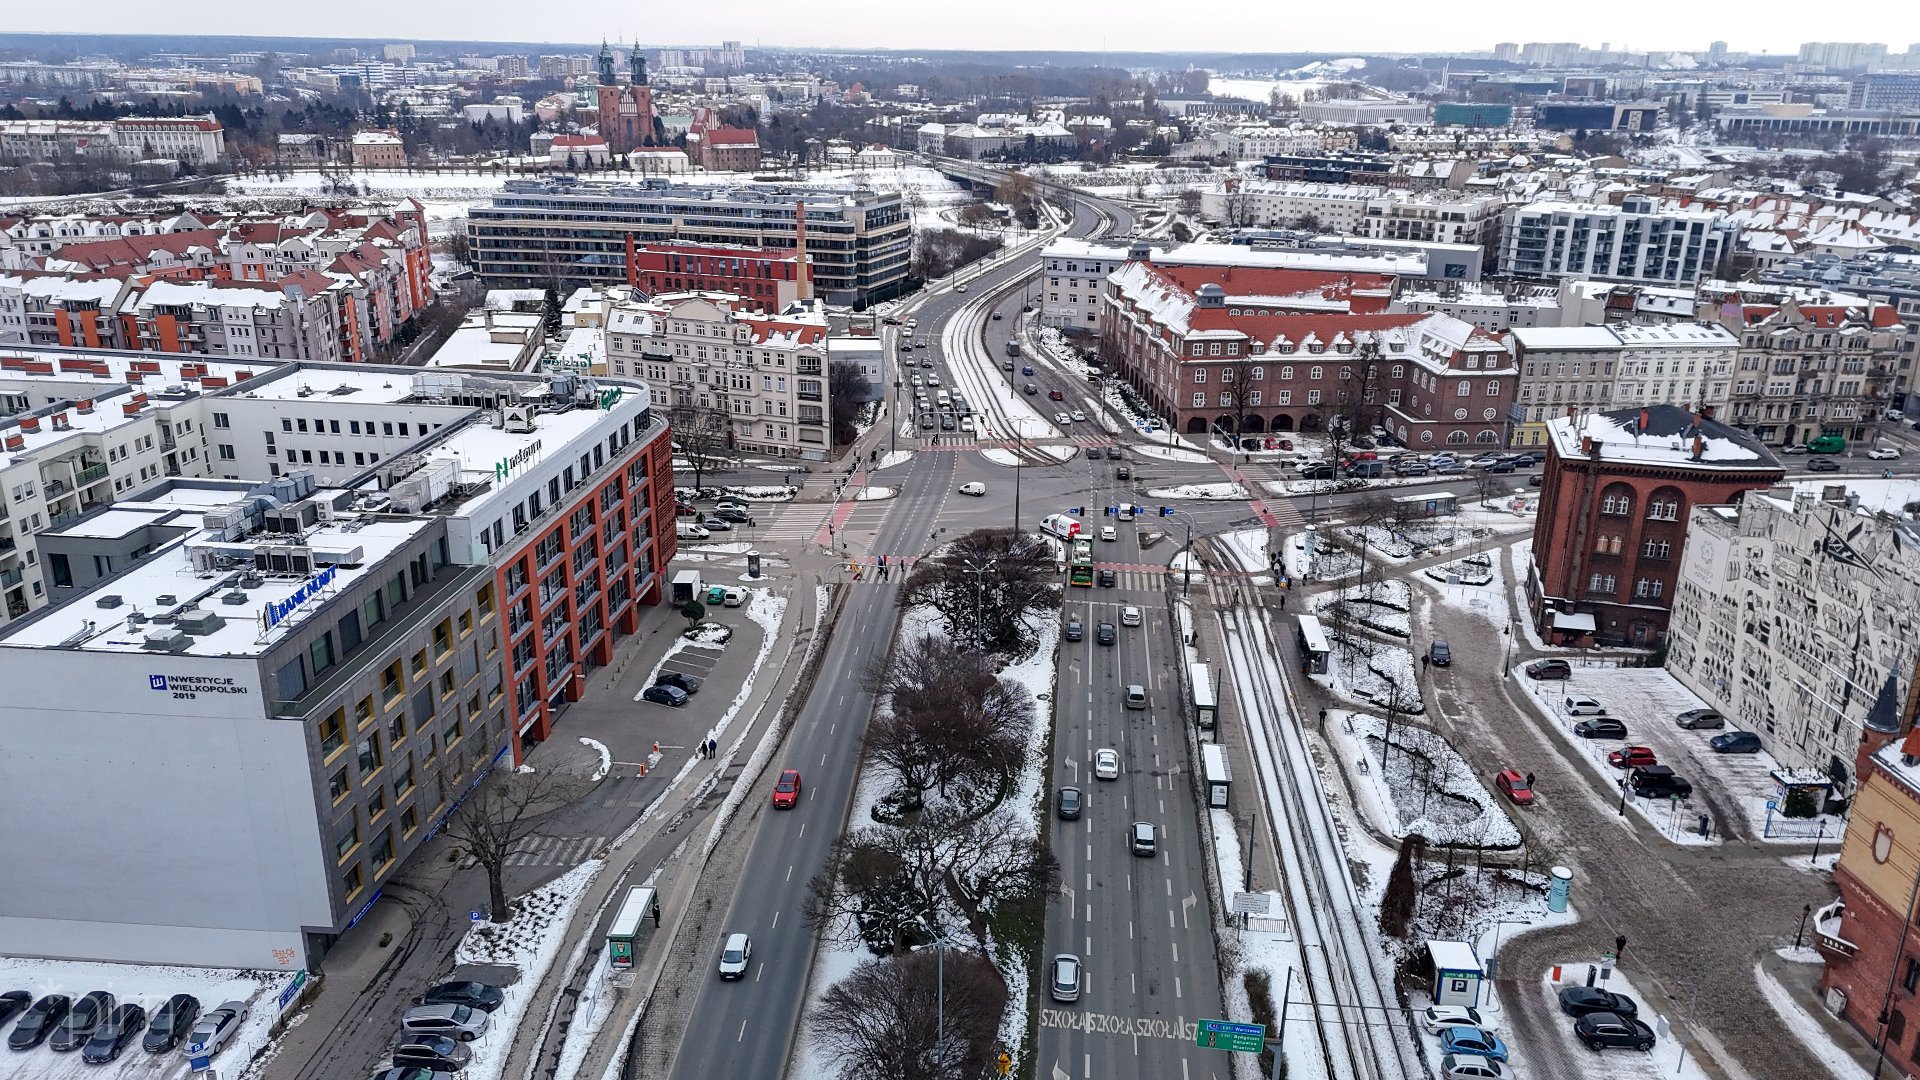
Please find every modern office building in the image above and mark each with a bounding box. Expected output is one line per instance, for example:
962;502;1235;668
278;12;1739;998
0;358;675;971
1500;197;1736;287
465;178;911;305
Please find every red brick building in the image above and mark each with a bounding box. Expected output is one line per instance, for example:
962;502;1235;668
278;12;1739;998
693;127;762;172
1100;258;1517;446
1527;404;1783;647
623;241;804;312
595;43;658;153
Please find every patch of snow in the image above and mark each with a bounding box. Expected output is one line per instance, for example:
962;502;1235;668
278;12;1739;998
852;486;896;501
454;860;603;1080
1131;443;1212;464
1754;961;1870;1080
979;448;1021;466
579;738;611;783
874;450;914;470
1330;711;1520;848
1168;549;1207;583
1218;526;1273;572
1033;444;1079;462
1318;633;1423;713
1148;482;1248;500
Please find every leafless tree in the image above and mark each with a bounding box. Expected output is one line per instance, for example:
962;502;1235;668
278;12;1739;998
668;403;735;490
1379;833;1427;938
863;634;1035;805
1175;187;1203;218
440;765;594;921
810;948;1008;1080
899;528;1060;657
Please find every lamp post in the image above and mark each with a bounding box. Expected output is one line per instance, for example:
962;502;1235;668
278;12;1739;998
1796;902;1814;950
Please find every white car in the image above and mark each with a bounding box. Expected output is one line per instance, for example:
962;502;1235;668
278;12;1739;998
955;284;968;293
718;933;752;979
960;416;976;432
1093;748;1120;780
723;587;746;607
1070;410;1087;422
927;373;941;385
959;481;987;496
676;522;710;540
1100;525;1118;541
910;374;923;387
1440;1054;1512;1080
1421;1005;1495;1036
1055;412;1072;424
1564;695;1607;715
1868;447;1901;460
1120;605;1142;627
184;1001;249;1061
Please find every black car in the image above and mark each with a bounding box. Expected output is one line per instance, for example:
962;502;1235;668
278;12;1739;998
1528;473;1543;487
654;671;704;695
1486;461;1515;473
1573;1011;1656;1052
1085;447;1100;460
1115;466;1131;480
1097;568;1117;588
48;990;113;1052
1056;786;1083;820
1807;458;1841;472
413;981;506;1013
640;683;689;707
1574;716;1629;739
1711;730;1764;753
1299;464;1336;479
81;1003;145;1064
1065;617;1084;642
0;991;30;1029
1096;622;1116;645
1630;764;1694;799
712;507;752;524
1429;640;1451;666
6;995;68;1050
1525;659;1572;680
1106;448;1123;460
1558;986;1639;1018
143;993;201;1053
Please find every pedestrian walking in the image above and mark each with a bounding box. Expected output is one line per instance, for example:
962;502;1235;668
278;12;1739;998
708;738;717;757
1421;654;1431;672
1278;594;1286;610
1525;771;1536;790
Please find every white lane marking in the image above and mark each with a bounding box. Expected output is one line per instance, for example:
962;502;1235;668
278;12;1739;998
771;910;780;929
1175;976;1183;998
785;865;793;882
1172;941;1180;963
738;1019;749;1041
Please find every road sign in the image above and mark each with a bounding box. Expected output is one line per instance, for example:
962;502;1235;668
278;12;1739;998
1229;892;1271;915
997;1050;1013;1075
1196;1018;1265;1053
470;910;484;922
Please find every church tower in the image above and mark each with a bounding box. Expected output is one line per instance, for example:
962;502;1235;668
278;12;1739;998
595;39;657;153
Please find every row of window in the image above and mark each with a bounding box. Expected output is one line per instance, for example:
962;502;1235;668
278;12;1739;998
1593;536;1673;558
1599;492;1683;520
1587;574;1666;598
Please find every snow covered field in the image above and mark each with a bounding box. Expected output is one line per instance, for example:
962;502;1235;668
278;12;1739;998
1332;712;1521;848
1318;633;1424;714
1314;578;1412;638
1145;481;1248;500
452;860;603;1080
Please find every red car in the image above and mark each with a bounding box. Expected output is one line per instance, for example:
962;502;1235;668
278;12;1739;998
1494;769;1533;806
1608;746;1657;769
1048;390;1065;401
772;769;802;809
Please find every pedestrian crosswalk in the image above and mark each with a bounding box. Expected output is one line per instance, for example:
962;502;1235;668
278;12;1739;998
505;835;607;867
914;432;1119;452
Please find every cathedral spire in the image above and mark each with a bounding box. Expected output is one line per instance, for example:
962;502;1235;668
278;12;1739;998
597;39;615;86
629;40;647;85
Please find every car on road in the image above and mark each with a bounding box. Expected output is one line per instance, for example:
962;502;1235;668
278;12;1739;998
184;1000;247;1061
992;311;1003;320
1395;461;1430;476
641;684;690;707
1003;361;1015;371
1096;622;1116;645
412;983;503;1013
1528;474;1543;486
1049;389;1065;401
1022;366;1034;376
8;995;71;1050
82;1003;146;1064
0;991;31;1030
1085;447;1100;460
1094;748;1120;780
1438;1026;1509;1063
1493;769;1533;805
960;416;976;432
1106;448;1124;460
900;342;914;352
712;506;752;524
1869;447;1902;460
400;1004;490;1042
1421;1006;1494;1036
1115;466;1131;480
1676;708;1726;729
1299;464;1336;479
1429;640;1452;666
392;1035;471;1072
654;672;703;695
1125;684;1147;710
1098;568;1117;587
1100;525;1118;541
1525;659;1572;680
927;373;941;385
955;284;967;292
1055;412;1072;424
1608;746;1657;769
1056;786;1083;820
958;481;987;496
772;769;802;808
718;933;752;979
1049;955;1082;1003
1574;716;1629;739
49;990;113;1052
713;498;749;513
909;374;922;387
722;587;746;607
1574;1011;1656;1052
1711;730;1764;754
1065;616;1084;641
1563;695;1607;715
676;522;710;540
1022;383;1039;395
696;515;734;532
1558;986;1639;1017
1121;605;1142;626
1780;443;1809;454
1070;410;1086;422
1808;458;1842;472
1440;1054;1512;1080
1130;821;1157;856
940;415;955;431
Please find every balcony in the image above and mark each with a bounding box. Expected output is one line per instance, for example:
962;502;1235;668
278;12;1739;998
1813;900;1856;959
0;566;21;588
74;463;108;486
43;479;70;498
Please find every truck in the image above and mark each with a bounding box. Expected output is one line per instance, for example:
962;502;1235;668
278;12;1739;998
1040;513;1083;540
670;569;703;606
1005;340;1021;357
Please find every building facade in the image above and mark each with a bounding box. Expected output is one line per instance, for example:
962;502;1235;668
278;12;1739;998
1510;323;1738;448
350;130;406;168
1705;296;1906;447
1500;197;1736;286
625;242;802;313
1526;405;1784;647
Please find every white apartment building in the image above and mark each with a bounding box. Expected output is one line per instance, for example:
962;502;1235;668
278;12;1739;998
1667;482;1920;780
1500;196;1738;286
1214;125;1356;160
1509;322;1737;447
1201;182;1503;248
112;116;227;163
1039;239;1142;333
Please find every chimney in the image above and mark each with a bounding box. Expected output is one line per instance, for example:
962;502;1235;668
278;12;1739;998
1639;407;1650;434
122;402;143;417
1692;433;1705;461
76;399;94;414
19;416;39;433
794;201;812;301
51;411;70;431
3;433;22;451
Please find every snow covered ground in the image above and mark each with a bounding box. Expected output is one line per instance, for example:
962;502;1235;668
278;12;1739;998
1314;578;1412;638
0;958;296;1080
452;860;603;1080
873;450;914;471
1522;962;1712;1080
1217;526;1272;573
1417;552;1510;631
1145;481;1248;500
852;486;896;501
1317;633;1424;713
1130;443;1211;464
1332;711;1521;848
1755;960;1870;1080
579;738;611;782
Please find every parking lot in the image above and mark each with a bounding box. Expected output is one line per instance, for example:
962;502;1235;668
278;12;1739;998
1500;961;1711;1080
1515;666;1792;842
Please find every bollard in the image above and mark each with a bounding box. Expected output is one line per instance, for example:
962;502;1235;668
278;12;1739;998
638;763;647;777
1550;964;1562;982
652;741;660;755
1585;965;1597;987
1698;814;1710;837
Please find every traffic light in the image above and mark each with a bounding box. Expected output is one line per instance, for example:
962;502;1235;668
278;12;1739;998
1159;506;1175;517
1068;506;1083;515
1104;505;1117;516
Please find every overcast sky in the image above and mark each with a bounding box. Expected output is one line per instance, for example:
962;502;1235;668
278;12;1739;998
13;2;1920;57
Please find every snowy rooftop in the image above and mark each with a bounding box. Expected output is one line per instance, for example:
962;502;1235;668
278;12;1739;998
1779;477;1920;517
1510;326;1623;351
1547;405;1783;471
228;364;423;404
55;506;175;539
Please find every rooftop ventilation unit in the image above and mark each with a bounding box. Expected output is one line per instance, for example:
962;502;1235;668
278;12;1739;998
95;594;123;609
175;608;226;634
141;628;191;653
502;403;537;433
221;590;249;606
125;610;147;629
154;593;177;607
238;572;265;589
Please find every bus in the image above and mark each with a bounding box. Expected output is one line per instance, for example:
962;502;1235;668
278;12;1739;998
607;885;657;969
1068;538;1095;587
1296;614;1331;675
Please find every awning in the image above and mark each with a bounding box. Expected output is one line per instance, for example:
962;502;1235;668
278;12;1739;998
1552;612;1597;632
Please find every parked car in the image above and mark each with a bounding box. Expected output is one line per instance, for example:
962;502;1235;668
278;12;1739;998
1121;606;1142;627
8;995;71;1051
391;1035;471;1072
1525;659;1572;680
184;1000;248;1061
1574;716;1629;739
718;933;752;979
1528;474;1544;487
1429;640;1452;666
958;481;987;496
1094;748;1120;780
143;993;202;1052
1558;986;1638;1017
1065;617;1084;642
722;587;746;608
49;991;113;1052
400;1004;490;1043
0;991;31;1030
1130;821;1157;856
370;1069;456;1080
1049;955;1082;1003
1608;746;1658;770
1562;695;1607;715
412;983;503;1013
1711;730;1764;754
1868;447;1901;460
1056;786;1083;820
1676;708;1726;729
1096;622;1116;645
1440;1054;1512;1080
771;768;803;809
654;671;703;695
1493;769;1533;805
82;1003;146;1064
1098;568;1117;588
1629;764;1694;799
1438;1026;1509;1063
641;684;690;707
1421;1006;1494;1036
1574;1011;1656;1051
1780;443;1809;454
1808;458;1842;472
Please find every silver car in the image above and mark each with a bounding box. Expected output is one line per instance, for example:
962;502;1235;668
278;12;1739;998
1050;954;1081;1003
184;1000;248;1060
399;1002;490;1042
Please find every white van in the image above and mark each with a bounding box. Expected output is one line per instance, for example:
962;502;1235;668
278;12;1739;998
677;522;710;540
1040;513;1082;540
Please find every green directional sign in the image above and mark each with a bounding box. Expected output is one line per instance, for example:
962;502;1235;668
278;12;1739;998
1196;1018;1265;1053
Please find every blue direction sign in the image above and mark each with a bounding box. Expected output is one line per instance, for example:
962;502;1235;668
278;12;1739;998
1196;1018;1266;1053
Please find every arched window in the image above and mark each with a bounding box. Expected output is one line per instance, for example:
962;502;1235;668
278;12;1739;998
1446;430;1469;445
1600;483;1635;517
1309;366;1323;380
1646;485;1684;522
1475;430;1500;443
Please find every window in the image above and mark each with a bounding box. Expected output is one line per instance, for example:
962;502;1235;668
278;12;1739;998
319;709;345;760
1601;492;1632;516
1457;380;1471;396
1193;369;1207;384
1634;578;1664;599
371;827;395;872
357;732;383;777
1647;497;1681;521
395;759;416;798
1279;366;1293;380
401;805;419;838
1588;573;1616;592
1306;390;1322;406
381;660;404;702
335;817;360;861
342;863;364;901
1643;538;1672;559
1309;366;1323;381
433;619;453;656
388;710;407;746
1192;392;1205;407
1453;408;1468;420
328;767;349;804
1446;430;1468;445
411;649;428;679
1487;381;1500;396
213;412;230;429
367;785;386;821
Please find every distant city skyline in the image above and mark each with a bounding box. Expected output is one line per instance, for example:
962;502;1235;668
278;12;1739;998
7;1;1920;58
